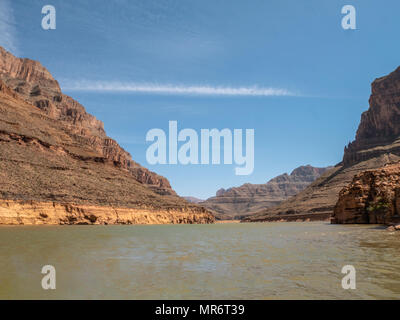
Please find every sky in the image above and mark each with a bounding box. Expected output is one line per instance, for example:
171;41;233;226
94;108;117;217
1;0;400;199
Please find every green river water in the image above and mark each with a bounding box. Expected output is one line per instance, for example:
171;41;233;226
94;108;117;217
0;222;399;299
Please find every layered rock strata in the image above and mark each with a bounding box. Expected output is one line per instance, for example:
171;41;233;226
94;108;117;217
0;200;214;225
0;47;214;225
202;165;330;220
333;163;400;225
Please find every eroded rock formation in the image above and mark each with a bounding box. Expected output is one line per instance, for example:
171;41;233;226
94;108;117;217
333;163;400;224
0;200;214;225
0;46;172;195
0;47;214;225
343;67;400;166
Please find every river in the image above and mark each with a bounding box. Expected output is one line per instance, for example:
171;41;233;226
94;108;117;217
0;222;399;299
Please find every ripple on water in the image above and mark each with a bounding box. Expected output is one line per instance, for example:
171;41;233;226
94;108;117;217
0;222;399;299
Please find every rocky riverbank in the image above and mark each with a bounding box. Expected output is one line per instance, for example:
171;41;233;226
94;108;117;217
333;163;400;225
0;200;215;225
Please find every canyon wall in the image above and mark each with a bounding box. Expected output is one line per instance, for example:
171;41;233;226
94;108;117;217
0;46;173;196
0;47;214;225
244;66;400;223
343;67;400;167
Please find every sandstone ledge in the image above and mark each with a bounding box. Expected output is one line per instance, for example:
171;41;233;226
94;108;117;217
0;200;215;225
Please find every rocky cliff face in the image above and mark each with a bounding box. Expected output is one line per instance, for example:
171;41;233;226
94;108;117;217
0;47;214;225
333;163;400;224
244;66;400;223
343;67;400;166
202;165;331;220
0;46;172;195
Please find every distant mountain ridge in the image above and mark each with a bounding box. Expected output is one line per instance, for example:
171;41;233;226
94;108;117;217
183;196;204;204
201;165;331;220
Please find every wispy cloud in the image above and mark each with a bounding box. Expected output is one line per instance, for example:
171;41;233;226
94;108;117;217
0;0;18;55
62;80;295;97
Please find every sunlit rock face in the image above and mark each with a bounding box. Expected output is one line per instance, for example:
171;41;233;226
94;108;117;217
0;46;214;225
333;163;400;225
343;67;400;167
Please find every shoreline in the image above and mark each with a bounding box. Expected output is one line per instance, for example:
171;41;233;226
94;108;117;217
215;220;241;224
0;200;215;225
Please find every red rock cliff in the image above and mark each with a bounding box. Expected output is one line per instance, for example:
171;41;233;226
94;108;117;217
0;46;214;225
0;46;173;195
343;67;400;166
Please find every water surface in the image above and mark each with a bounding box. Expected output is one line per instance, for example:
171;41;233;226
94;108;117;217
0;222;399;299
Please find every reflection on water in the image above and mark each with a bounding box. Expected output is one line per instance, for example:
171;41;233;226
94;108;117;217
0;222;399;299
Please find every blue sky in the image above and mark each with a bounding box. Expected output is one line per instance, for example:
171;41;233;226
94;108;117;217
1;0;400;199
